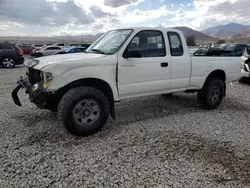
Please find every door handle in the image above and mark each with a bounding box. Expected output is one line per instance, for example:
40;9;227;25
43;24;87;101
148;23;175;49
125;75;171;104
161;62;168;67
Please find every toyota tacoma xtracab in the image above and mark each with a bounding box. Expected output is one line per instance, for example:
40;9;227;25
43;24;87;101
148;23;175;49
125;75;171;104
12;27;244;136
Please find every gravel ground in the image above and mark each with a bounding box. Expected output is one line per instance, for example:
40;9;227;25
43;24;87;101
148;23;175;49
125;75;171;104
1;65;250;188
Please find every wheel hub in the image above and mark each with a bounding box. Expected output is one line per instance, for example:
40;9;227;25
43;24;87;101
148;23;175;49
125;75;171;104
3;58;14;68
80;107;91;117
73;99;100;126
209;85;220;102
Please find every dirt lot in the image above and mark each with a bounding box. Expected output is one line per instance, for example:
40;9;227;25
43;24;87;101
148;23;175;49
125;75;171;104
0;65;250;188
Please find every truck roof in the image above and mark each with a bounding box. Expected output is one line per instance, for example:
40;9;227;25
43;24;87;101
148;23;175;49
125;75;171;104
112;27;182;33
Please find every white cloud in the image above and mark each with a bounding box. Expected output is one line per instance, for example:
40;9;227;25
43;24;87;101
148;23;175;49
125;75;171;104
1;0;250;36
169;0;250;29
120;5;177;24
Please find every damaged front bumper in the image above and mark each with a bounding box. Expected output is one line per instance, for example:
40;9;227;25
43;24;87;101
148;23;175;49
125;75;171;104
11;75;52;108
11;77;28;106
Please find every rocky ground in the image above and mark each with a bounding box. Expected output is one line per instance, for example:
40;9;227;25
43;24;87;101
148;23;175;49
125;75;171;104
0;65;250;188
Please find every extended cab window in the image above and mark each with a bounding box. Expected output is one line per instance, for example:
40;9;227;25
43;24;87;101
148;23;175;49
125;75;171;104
168;32;183;56
127;30;166;57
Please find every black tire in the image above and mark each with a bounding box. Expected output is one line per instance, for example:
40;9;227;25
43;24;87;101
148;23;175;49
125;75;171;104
2;57;15;68
161;93;173;97
36;53;43;57
239;77;250;83
197;77;225;110
45;102;58;112
57;86;109;136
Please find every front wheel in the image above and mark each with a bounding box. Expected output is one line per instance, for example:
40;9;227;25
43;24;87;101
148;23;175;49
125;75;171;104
197;78;225;110
2;57;15;68
57;86;109;136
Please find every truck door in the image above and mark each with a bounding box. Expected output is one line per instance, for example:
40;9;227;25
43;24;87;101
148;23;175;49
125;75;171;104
167;32;191;90
117;30;172;99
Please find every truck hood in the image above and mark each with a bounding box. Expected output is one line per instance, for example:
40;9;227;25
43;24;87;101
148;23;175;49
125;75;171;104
26;53;107;70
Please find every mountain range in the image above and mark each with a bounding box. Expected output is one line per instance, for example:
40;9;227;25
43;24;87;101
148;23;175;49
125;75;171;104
173;26;217;43
202;23;250;42
1;22;250;44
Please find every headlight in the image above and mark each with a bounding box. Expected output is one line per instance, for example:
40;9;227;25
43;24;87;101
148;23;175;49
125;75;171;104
43;72;53;88
24;59;39;68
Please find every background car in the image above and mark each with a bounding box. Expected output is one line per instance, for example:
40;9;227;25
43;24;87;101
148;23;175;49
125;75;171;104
30;46;64;57
206;43;248;56
32;44;46;50
54;47;86;55
81;43;92;50
18;45;35;54
240;45;250;83
0;42;24;68
52;43;66;47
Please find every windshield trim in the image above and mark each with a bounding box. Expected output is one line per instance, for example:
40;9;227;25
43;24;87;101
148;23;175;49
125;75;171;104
86;29;134;55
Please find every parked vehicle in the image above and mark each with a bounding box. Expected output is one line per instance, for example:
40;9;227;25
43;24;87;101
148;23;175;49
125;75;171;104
81;43;92;50
204;43;248;56
193;49;207;56
19;45;35;54
32;44;46;50
12;27;243;136
0;42;24;68
188;46;199;55
30;46;64;57
240;45;250;82
54;47;86;55
66;44;82;47
52;43;66;47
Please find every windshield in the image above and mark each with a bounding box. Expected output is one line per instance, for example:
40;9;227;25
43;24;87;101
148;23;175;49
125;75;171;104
87;29;133;55
224;44;236;51
217;44;228;49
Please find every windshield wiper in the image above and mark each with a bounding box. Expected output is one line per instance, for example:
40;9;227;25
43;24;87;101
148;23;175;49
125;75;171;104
91;49;105;54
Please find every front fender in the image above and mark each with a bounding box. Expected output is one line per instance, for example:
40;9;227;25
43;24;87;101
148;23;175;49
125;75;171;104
46;65;119;101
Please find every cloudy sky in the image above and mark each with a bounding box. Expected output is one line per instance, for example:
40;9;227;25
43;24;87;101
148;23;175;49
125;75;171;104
0;0;249;36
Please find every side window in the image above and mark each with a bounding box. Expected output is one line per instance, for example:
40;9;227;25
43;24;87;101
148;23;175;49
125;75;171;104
46;47;54;50
47;47;60;50
0;43;12;50
126;30;166;57
167;32;183;56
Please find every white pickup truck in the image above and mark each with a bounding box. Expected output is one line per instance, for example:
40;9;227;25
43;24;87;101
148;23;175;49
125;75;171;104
12;27;243;136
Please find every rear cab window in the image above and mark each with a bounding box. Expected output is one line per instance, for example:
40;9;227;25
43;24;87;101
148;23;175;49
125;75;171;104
167;32;184;56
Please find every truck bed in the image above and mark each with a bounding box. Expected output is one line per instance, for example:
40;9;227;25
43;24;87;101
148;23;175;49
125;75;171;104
189;56;242;89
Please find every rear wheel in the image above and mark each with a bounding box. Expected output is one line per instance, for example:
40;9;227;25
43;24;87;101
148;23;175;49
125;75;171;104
57;86;109;136
36;53;43;57
161;93;173;98
2;58;15;68
197;78;225;110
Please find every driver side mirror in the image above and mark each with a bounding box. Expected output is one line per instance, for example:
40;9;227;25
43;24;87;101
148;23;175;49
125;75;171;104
124;49;142;58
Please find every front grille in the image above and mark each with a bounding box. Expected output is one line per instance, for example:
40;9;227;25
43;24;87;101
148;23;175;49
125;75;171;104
27;68;42;85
